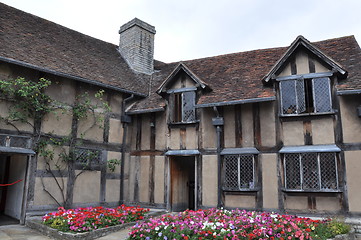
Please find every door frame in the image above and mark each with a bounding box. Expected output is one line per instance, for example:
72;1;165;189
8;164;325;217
166;155;198;212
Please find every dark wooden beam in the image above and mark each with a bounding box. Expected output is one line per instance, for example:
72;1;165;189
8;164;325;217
149;113;156;204
235;105;243;148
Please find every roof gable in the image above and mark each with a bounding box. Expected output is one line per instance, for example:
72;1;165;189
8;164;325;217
263;35;348;82
156;62;209;94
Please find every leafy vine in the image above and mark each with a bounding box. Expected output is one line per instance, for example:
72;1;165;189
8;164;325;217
0;77;120;207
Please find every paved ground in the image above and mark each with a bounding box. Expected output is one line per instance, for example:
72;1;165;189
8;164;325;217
0;224;131;240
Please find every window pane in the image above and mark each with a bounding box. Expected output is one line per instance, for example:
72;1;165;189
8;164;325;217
224;155;239;190
320;153;338;190
312;77;332;113
280;80;297;114
302;153;319;190
173;93;182;122
239;155;254;189
284;153;301;189
182;91;195;122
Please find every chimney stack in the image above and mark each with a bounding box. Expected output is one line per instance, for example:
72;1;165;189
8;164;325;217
119;18;156;75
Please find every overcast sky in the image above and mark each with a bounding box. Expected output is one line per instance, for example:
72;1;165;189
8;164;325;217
2;0;361;63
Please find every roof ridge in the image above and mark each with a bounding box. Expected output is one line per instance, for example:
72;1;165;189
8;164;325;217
164;35;357;66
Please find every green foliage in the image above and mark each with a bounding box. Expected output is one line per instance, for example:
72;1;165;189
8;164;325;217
107;158;121;172
312;219;351;240
0;77;52;121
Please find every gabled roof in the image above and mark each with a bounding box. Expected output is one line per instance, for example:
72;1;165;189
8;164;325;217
0;2;149;96
156;62;209;94
263;35;348;83
128;35;361;113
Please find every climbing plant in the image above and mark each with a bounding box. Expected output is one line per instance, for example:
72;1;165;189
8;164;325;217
0;77;120;207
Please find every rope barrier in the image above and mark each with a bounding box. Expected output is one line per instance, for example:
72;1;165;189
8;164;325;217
0;179;23;186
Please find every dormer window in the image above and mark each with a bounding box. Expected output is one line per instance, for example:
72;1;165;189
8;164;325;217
279;75;333;116
169;89;196;124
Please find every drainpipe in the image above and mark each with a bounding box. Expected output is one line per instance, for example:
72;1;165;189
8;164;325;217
120;94;134;205
212;106;224;208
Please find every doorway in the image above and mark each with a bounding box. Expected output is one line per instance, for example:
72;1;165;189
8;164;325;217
0;154;28;225
170;156;196;212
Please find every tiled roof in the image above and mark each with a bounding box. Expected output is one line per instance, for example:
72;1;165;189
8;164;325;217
0;2;149;95
128;35;361;112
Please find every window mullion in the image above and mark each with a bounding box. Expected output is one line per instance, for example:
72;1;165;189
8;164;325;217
252;155;255;189
335;153;339;190
317;153;322;190
299;154;303;190
237;155;241;190
294;80;299;113
283;155;287;189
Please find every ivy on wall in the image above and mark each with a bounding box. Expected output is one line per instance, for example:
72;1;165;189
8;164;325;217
0;77;120;207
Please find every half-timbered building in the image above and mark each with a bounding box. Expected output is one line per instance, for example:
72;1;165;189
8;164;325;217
1;3;361;224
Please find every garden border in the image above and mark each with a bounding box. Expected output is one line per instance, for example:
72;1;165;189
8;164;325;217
25;210;166;240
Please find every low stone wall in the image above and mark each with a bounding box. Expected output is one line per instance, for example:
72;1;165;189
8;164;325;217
26;220;134;240
26;210;166;240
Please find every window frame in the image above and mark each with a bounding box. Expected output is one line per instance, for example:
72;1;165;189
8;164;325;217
74;147;103;171
222;150;259;192
278;73;334;116
282;151;340;192
168;87;197;124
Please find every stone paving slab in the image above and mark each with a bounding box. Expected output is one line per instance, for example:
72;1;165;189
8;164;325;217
0;224;52;240
0;224;131;240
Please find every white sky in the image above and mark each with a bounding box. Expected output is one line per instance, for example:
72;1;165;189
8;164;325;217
2;0;361;63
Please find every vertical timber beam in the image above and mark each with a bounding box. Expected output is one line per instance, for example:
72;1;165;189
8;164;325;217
212;106;224;208
120;94;134;204
149;113;156;204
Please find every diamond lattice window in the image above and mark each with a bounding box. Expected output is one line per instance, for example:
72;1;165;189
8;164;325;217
74;147;102;170
280;77;332;115
283;152;338;191
223;154;256;191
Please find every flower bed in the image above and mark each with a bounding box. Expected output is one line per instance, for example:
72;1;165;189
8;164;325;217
128;208;351;240
42;205;149;233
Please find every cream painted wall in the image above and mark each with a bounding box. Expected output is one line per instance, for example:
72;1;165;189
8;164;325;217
44;79;76;105
340;96;361;143
260;102;276;147
282;121;304;145
77;111;104;142
155;113;167;150
0;101;34;132
186;127;198;149
33;177;67;206
73;170;100;203
139;156;150;202
200;108;216;149
202;155;218;207
154;156;165;204
141;114;151;150
241;104;254;147
223;106;236;148
225;195;255;209
109;118;123;144
284;196;308;210
312;118;335;144
106;179;120;202
41;109;73;136
261;154;278;209
345;151;361;212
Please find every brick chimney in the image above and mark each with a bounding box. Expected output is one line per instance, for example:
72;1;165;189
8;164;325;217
118;18;156;75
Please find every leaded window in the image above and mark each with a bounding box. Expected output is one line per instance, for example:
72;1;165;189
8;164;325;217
283;152;339;191
223;154;256;191
170;91;196;123
74;147;102;170
279;77;332;115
